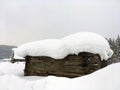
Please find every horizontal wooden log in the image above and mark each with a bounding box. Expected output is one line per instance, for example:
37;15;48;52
24;52;106;78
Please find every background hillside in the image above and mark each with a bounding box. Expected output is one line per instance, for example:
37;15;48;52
0;45;16;59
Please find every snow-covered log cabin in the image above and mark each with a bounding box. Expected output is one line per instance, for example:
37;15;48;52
13;32;113;77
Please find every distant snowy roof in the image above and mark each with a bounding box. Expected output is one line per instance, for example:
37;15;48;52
14;32;113;60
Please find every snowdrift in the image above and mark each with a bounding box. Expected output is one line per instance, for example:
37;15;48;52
0;62;120;90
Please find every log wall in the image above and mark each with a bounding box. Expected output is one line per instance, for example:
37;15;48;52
24;52;106;78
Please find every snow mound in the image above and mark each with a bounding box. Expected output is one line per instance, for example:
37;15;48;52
62;32;113;60
14;39;67;59
0;62;120;90
14;32;113;60
45;63;120;90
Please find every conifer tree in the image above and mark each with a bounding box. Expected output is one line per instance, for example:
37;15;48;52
107;35;120;64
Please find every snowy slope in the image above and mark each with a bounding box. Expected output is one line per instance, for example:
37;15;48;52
14;32;113;60
0;62;120;90
0;62;24;76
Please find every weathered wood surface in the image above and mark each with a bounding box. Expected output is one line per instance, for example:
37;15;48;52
11;59;25;63
11;52;25;63
24;52;106;78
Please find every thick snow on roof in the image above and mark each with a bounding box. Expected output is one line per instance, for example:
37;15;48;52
0;62;120;90
62;32;113;60
14;32;113;60
14;39;67;59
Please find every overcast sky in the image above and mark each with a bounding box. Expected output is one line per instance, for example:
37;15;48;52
0;0;120;46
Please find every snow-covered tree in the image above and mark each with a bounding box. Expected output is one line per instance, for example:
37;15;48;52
107;36;120;64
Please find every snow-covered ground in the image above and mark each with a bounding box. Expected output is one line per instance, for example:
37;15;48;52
0;62;120;90
0;62;24;76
